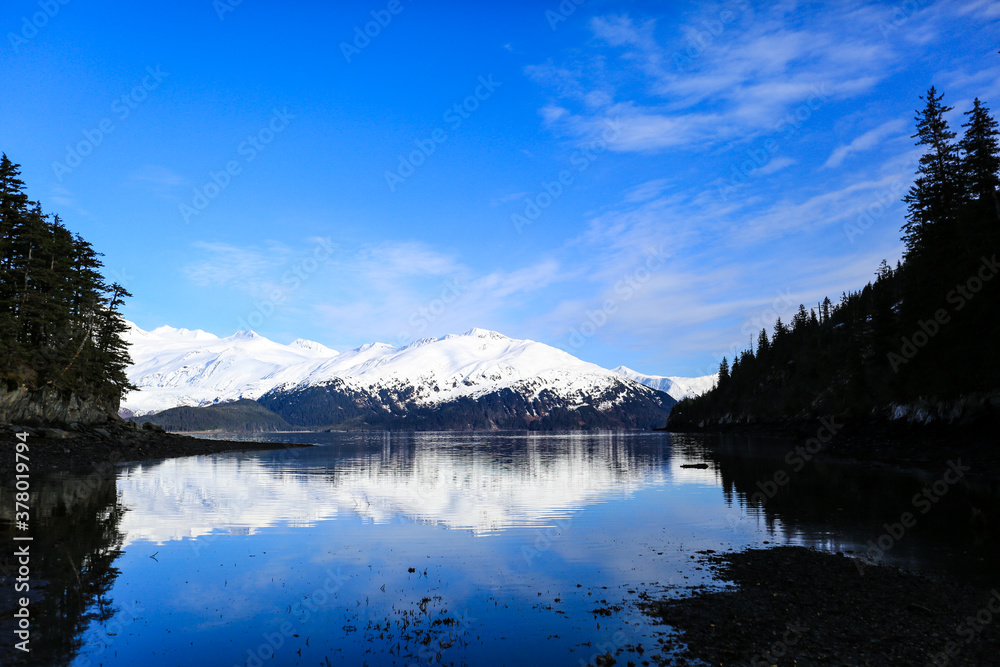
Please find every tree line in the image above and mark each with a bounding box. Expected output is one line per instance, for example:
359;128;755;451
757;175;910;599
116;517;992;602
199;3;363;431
0;154;133;406
669;87;1000;427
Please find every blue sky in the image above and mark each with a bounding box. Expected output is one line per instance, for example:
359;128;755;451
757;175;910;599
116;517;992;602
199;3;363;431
3;0;998;376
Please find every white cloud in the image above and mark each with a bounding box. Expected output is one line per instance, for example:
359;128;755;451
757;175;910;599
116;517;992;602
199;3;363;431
756;156;796;176
823;118;908;169
589;15;658;49
131;165;186;188
623;178;670;203
183;241;291;289
534;4;904;153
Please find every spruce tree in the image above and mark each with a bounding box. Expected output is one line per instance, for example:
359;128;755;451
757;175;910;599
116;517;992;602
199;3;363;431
959;98;1000;213
0;154;30;366
0;154;134;409
902;87;964;263
756;328;770;357
718;357;730;386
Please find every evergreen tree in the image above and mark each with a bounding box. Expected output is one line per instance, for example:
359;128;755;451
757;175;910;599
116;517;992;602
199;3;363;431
959;98;1000;214
0;154;134;408
772;317;786;346
666;84;1000;431
718;357;730;386
756;328;770;357
0;154;30;361
902;87;964;263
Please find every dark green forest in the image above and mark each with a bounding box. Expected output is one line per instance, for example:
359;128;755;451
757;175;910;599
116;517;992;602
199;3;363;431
142;399;296;433
0;154;133;407
669;88;1000;428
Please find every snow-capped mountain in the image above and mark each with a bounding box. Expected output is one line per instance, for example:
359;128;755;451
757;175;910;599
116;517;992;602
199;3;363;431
122;323;677;430
612;366;716;401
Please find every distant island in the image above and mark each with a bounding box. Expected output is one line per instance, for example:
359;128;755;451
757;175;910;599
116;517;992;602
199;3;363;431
668;87;1000;432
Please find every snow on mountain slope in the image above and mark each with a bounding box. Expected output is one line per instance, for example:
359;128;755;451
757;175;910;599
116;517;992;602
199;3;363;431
612;366;716;401
122;322;671;418
122;322;338;415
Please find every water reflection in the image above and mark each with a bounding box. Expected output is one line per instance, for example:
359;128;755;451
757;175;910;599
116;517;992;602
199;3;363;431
0;473;126;666
117;431;674;541
2;431;997;666
674;433;1000;581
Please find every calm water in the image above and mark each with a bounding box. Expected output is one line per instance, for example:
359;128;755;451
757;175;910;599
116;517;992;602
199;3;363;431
3;431;998;666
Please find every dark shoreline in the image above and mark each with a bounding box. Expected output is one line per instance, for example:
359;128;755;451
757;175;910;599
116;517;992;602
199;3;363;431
0;421;311;477
666;419;1000;479
7;418;998;480
641;546;1000;666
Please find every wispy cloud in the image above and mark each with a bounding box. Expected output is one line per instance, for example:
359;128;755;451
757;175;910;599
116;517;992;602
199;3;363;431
532;4;905;154
756;156;796;176
623;178;670;203
824;118;908;168
183;241;291;289
131;165;186;188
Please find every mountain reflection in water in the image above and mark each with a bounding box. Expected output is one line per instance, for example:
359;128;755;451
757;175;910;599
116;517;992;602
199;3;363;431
1;431;995;666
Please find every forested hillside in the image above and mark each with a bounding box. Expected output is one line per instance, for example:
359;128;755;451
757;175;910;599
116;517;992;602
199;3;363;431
668;88;1000;428
142;399;296;433
0;154;133;414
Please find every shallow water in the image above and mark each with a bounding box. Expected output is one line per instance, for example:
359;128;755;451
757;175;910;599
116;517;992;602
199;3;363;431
4;431;997;665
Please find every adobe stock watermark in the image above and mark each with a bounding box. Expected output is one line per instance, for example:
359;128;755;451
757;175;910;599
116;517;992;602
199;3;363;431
236;237;335;331
395;277;468;346
751;621;807;667
545;0;587;30
213;0;243;20
887;255;999;373
75;598;144;667
926;589;1000;667
52;66;169;182
843;180;907;244
186;448;311;559
522;517;572;565
576;628;633;667
748;416;843;507
512;117;623;233
854;459;970;574
385;75;502;192
235;568;350;667
407;607;477;665
6;0;71;51
565;243;668;351
340;0;408;64
714;85;830;201
670;0;752;71
696;288;798;379
179;107;295;223
879;0;932;40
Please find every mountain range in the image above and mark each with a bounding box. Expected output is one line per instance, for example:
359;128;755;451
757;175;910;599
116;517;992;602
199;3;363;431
121;323;713;431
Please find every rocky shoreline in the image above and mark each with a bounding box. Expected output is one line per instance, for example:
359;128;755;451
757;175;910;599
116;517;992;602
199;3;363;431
642;546;1000;666
0;420;310;477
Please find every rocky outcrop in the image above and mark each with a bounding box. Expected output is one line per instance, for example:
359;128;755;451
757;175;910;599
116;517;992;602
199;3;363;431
0;385;119;426
883;391;1000;426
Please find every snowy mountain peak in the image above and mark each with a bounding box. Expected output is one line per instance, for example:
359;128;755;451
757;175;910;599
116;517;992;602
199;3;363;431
458;327;509;340
612;366;716;401
291;338;338;356
145;324;217;341
120;322;684;426
402;337;440;350
355;342;396;352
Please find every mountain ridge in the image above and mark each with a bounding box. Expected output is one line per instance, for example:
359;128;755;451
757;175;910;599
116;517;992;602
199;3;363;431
122;322;700;430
